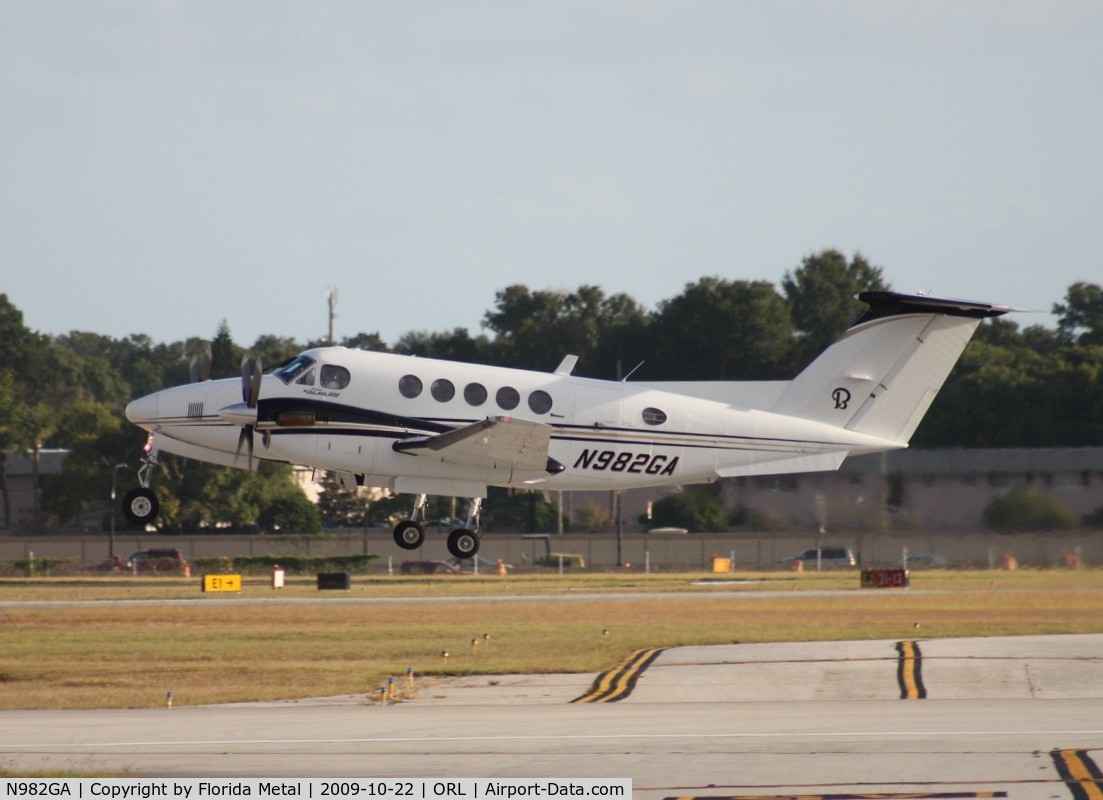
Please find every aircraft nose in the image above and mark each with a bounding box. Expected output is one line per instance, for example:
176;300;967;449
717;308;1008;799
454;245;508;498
125;393;158;427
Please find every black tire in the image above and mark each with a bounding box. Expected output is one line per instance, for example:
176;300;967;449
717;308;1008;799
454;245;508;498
393;520;425;550
447;528;480;559
122;488;159;525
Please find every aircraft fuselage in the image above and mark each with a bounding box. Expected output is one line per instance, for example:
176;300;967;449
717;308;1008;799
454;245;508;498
126;346;896;498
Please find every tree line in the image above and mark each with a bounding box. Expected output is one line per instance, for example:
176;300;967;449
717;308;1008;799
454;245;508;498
1;249;1101;534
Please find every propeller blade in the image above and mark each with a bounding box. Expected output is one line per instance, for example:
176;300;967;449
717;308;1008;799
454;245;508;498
235;354;263;471
189;343;212;383
234;424;256;471
241;354;263;407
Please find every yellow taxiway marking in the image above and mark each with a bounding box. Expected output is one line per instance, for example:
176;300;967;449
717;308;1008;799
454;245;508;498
896;640;927;700
1052;748;1103;800
572;647;665;703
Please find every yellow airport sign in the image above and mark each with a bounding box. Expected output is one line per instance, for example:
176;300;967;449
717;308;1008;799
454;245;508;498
202;574;242;593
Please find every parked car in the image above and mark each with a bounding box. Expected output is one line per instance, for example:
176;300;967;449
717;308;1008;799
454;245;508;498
779;547;856;568
399;560;471;575
125;548;190;576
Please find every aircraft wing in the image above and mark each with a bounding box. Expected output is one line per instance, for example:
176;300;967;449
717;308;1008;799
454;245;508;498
393;416;564;475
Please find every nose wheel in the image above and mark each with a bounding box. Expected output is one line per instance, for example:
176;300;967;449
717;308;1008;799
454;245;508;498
122;487;159;525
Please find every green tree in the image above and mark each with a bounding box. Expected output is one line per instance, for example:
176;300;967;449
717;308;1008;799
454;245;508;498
257;487;323;534
249;335;303;370
0;370;30;530
40;401;140;527
782;250;890;365
482;285;650;377
209;321;245;380
648;278;792;380
0;294;49;390
50;332;132;407
342;332;390;352
316;471;370;527
1055;281;1103;345
649;490;728;532
915;326;1103;448
482;488;562;532
394;327;491;363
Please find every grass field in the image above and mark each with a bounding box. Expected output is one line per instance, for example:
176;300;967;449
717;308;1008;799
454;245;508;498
2;569;1101;710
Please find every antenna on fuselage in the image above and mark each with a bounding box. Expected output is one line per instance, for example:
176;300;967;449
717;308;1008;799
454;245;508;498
620;360;645;382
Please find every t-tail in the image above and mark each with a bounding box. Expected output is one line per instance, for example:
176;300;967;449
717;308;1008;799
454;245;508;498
772;292;1012;445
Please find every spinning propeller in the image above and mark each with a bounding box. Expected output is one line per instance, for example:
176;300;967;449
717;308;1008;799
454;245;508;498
188;342;212;383
217;353;263;470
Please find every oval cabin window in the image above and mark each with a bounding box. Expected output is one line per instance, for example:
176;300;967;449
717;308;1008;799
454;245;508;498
528;390;553;415
464;382;488;406
398;375;423;399
496;386;520;411
431;379;456;402
642;407;667;426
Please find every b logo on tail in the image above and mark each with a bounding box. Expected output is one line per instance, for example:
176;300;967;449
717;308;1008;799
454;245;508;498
832;387;851;410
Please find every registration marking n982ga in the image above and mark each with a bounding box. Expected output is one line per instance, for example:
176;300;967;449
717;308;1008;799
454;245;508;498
572;449;679;475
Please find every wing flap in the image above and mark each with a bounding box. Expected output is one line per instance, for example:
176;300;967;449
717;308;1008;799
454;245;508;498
393;416;563;474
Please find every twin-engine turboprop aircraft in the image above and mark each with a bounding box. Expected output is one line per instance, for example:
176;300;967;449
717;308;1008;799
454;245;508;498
123;291;1010;559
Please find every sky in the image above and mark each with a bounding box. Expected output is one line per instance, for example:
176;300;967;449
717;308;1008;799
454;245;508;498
3;2;1102;349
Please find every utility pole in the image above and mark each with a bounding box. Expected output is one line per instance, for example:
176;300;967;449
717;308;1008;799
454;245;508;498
110;462;128;559
326;288;338;344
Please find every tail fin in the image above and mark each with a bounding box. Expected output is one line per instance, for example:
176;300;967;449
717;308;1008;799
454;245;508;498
772;292;1011;444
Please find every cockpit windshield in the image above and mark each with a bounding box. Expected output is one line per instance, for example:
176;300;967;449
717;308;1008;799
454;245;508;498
274;355;315;384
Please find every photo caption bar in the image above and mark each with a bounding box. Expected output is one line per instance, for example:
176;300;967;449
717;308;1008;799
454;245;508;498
0;779;631;800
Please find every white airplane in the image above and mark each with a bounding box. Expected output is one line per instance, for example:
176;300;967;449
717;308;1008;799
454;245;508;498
124;291;1009;558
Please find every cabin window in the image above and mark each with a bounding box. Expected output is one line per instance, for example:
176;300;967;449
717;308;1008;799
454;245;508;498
275;355;315;384
528;390;553;415
496;386;520;410
642;407;667;426
398;374;423;399
464;382;488;407
296;368;315;386
431;379;456;402
320;365;350;390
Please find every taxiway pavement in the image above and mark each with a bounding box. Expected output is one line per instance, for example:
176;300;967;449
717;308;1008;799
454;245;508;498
2;635;1101;799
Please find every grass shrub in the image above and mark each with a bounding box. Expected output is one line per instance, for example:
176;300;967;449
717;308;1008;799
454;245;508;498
192;554;379;575
983;485;1077;531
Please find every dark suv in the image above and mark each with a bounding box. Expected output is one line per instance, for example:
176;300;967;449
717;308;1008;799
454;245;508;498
779;547;856;568
126;549;190;576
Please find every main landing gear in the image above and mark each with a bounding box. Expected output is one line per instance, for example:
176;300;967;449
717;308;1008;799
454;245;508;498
392;494;483;559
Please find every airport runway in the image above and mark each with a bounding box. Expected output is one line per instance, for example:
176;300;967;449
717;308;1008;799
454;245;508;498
2;635;1102;799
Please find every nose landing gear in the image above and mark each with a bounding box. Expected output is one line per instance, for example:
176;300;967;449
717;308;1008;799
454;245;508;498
122;447;160;525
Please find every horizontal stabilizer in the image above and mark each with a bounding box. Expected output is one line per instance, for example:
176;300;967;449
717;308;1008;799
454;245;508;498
393;416;562;474
715;451;847;479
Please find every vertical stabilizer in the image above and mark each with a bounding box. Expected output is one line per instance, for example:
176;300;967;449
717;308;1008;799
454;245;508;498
772;292;1010;445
